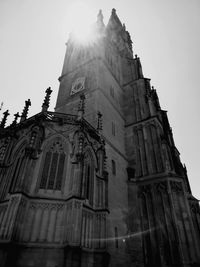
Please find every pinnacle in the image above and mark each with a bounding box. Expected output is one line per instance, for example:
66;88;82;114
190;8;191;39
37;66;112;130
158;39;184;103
97;9;103;21
107;8;123;29
112;8;116;14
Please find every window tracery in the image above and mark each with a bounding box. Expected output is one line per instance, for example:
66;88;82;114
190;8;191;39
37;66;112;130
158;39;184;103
39;138;66;191
82;151;94;205
9;145;26;193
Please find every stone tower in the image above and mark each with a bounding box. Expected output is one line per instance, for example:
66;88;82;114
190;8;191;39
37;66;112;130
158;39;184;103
0;8;199;267
56;8;200;266
55;9;133;265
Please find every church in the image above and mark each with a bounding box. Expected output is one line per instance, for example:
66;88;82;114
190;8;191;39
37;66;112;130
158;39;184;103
0;9;199;267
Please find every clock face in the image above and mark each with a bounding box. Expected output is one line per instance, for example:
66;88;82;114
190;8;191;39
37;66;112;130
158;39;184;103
70;77;85;95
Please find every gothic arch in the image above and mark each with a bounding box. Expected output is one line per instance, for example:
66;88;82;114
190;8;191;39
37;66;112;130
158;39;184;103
96;147;105;175
9;139;28;193
40;134;68;152
84;145;98;170
72;130;98;167
81;147;95;205
5;137;28;167
37;135;68;192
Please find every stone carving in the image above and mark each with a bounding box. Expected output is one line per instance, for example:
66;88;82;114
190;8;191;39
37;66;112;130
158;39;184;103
170;181;183;194
11;112;20;127
189;202;200;214
0;110;10;128
20;99;31;122
29;201;64;211
155;181;168;193
42;87;52;112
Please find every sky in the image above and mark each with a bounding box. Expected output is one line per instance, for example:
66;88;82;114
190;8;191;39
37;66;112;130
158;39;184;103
0;0;200;199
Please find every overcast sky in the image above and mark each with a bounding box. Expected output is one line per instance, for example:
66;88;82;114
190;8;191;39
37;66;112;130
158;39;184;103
0;0;199;199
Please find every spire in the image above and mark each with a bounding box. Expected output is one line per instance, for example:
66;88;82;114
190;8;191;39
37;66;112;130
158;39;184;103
112;8;116;15
0;110;10;128
11;112;20;126
96;9;105;33
20;99;31;122
42;87;52;112
0;102;3;111
97;9;103;23
77;93;85;120
107;8;123;29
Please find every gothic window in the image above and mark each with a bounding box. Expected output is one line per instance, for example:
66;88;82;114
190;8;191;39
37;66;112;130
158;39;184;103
9;146;26;193
97;150;104;176
82;151;94;205
111;160;116;175
39;138;66;191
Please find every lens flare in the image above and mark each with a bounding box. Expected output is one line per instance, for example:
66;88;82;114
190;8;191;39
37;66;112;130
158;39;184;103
65;2;97;45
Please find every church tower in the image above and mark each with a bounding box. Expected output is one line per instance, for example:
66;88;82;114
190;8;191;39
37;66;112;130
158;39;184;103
0;8;199;267
55;9;134;265
55;8;200;266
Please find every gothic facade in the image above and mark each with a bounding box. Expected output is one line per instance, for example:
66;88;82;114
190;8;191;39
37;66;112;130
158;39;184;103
0;9;199;267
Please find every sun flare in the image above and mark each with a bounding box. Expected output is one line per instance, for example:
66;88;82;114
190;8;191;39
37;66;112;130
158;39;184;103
66;3;97;45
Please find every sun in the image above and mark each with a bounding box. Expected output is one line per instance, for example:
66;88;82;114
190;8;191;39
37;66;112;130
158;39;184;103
65;2;97;45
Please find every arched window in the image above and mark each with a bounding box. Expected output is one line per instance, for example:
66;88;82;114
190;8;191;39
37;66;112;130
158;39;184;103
9;145;26;193
39;138;66;191
97;150;104;176
82;151;94;205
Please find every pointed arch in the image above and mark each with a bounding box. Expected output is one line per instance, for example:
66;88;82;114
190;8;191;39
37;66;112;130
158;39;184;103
72;130;98;167
9;139;28;193
8;137;27;163
81;147;95;205
38;136;68;191
96;148;105;176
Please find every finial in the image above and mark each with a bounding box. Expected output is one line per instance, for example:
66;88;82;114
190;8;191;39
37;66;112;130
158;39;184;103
152;86;155;90
112;8;116;15
11;112;20;126
77;93;85;120
97;9;103;22
0;102;3;111
135;54;138;59
20;99;31;122
97;111;103;132
96;9;105;31
0;110;10;128
42;87;52;112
